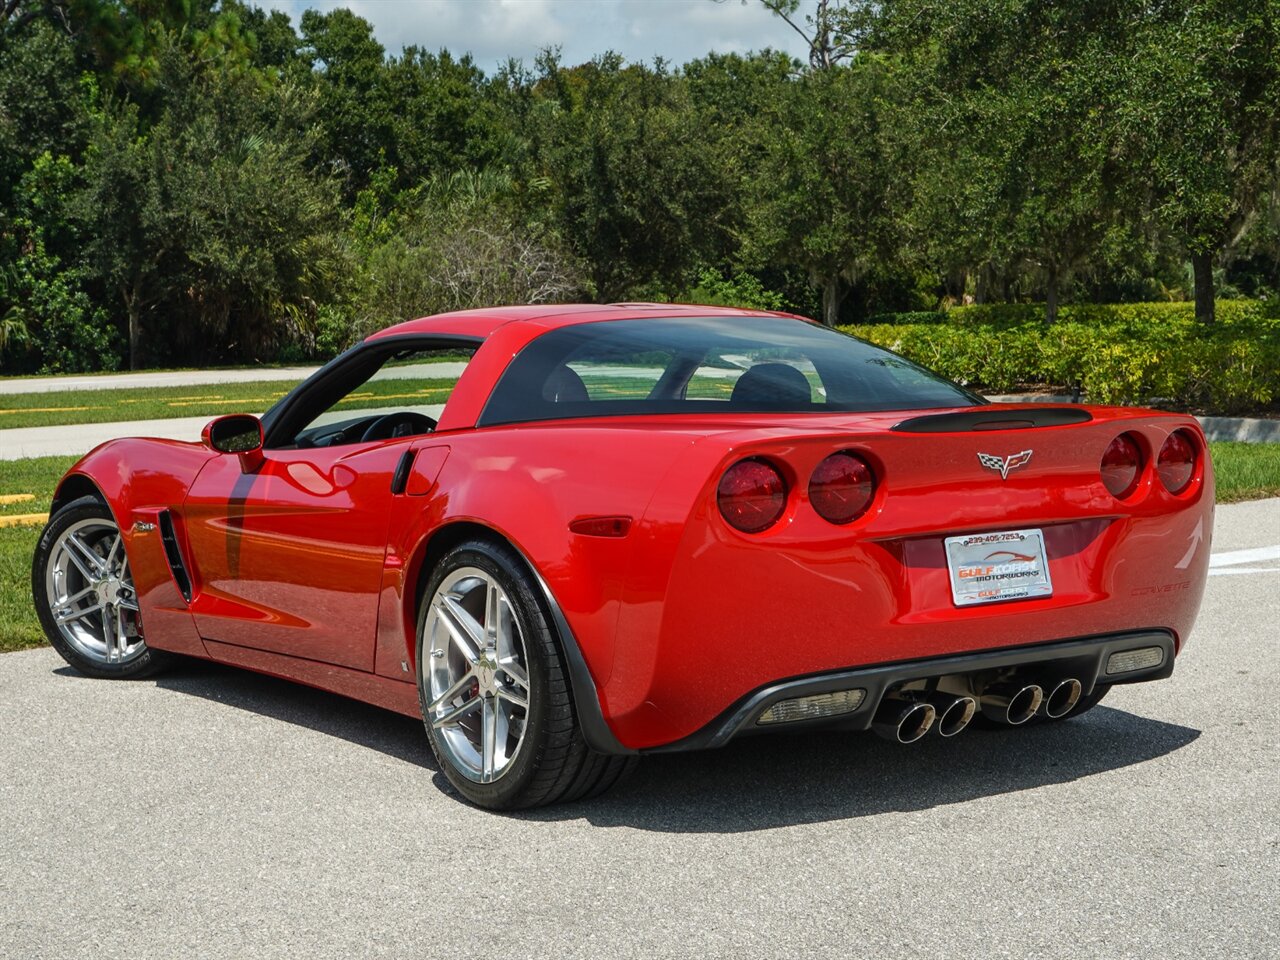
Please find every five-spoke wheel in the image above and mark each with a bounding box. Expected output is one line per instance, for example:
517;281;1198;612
416;539;636;809
422;567;532;783
33;495;168;678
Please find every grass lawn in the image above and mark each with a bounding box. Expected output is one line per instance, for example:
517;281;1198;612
1211;441;1280;502
0;376;458;429
0;456;77;652
1;441;1276;655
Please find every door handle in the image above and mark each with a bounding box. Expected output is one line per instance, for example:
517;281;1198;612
391;449;415;495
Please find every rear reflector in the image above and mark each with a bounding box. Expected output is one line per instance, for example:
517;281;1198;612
757;689;866;725
718;458;787;534
1106;646;1165;675
1157;430;1196;493
569;516;632;538
809;452;875;524
1100;433;1143;499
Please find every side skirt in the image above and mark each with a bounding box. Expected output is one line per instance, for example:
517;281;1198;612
202;639;422;719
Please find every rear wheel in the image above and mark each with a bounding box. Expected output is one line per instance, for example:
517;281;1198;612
416;539;635;809
32;495;170;679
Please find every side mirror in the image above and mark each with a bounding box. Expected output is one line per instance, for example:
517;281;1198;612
202;414;264;472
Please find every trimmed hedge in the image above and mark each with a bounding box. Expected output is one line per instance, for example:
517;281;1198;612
844;300;1280;414
865;299;1280;331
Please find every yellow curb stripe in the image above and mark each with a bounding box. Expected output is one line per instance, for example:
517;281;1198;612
0;493;35;505
0;405;97;415
0;513;46;528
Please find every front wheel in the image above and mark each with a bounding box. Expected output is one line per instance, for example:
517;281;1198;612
416;539;635;809
32;495;170;679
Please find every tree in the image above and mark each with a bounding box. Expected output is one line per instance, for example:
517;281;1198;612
728;0;857;70
745;59;904;326
353;170;582;338
525;53;731;300
869;0;1144;322
299;7;390;198
1119;0;1280;323
77;37;345;367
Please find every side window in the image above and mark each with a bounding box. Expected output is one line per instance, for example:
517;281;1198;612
289;346;474;448
685;348;826;403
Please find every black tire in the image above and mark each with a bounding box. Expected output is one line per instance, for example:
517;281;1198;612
32;495;171;679
416;539;636;810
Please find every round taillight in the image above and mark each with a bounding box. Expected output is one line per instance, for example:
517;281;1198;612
1100;433;1143;499
717;458;787;533
1157;430;1197;493
809;452;875;524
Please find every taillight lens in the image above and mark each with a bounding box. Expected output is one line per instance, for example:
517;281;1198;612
718;458;787;533
1100;433;1143;499
1157;430;1197;493
809;452;875;524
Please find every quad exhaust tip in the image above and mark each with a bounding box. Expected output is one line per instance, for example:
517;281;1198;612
1043;678;1083;719
930;694;978;737
979;682;1044;726
872;697;937;744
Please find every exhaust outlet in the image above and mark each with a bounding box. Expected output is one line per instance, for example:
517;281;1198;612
928;694;977;737
872;696;937;744
979;682;1044;725
1043;678;1083;719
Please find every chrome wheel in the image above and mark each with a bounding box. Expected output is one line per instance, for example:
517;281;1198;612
422;567;531;783
44;518;144;666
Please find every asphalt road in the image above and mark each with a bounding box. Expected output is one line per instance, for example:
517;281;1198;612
1;499;1277;959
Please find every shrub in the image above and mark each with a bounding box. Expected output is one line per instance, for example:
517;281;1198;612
842;300;1280;415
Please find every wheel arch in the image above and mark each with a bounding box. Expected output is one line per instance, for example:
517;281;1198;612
406;519;634;756
51;472;108;515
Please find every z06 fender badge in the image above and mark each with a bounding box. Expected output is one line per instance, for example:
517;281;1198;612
977;450;1033;480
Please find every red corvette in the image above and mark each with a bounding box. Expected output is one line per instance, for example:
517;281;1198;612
32;304;1212;808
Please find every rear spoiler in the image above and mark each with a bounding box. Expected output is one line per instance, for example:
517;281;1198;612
893;407;1092;433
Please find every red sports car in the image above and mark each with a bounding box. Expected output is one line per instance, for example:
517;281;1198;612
32;304;1212;808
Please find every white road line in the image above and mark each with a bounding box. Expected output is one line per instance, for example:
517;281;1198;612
1208;545;1280;567
1207;543;1280;576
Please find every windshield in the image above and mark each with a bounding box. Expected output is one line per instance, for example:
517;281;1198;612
479;315;982;426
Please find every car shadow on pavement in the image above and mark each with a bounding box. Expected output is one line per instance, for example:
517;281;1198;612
100;660;1199;830
132;660;438;771
522;707;1201;832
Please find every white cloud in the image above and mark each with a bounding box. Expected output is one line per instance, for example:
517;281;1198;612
264;0;808;69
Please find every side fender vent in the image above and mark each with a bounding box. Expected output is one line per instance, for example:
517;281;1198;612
157;510;193;602
893;407;1092;433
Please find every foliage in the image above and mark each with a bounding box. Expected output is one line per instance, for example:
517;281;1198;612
677;269;788;311
845;300;1280;414
2;0;1280;374
345;170;582;347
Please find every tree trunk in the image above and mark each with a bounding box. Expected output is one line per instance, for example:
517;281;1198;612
124;289;141;370
974;265;995;304
1191;251;1215;324
821;275;845;327
1045;270;1059;325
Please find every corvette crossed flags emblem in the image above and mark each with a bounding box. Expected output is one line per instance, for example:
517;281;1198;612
977;449;1033;480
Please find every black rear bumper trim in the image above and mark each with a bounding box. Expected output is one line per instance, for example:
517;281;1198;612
644;629;1176;753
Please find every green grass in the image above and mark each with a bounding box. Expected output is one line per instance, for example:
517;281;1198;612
0;442;1275;655
0;456;77;652
0;376;459;429
1210;441;1280;502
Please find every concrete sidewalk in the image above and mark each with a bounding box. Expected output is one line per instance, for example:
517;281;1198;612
0;366;321;394
0;403;450;460
0;415;227;459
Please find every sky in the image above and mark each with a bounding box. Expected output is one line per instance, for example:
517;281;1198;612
264;0;810;69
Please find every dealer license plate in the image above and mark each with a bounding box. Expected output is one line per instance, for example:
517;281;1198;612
943;528;1054;607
